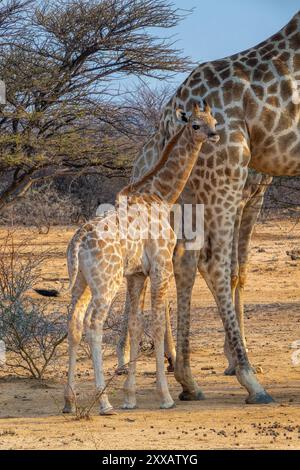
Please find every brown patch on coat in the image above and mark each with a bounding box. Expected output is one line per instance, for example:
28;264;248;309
260;107;276;132
278;131;297;153
251;125;265;146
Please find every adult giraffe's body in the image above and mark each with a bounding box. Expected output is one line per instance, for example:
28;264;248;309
121;11;300;403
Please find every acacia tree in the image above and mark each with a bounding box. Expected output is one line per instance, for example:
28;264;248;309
0;0;31;43
0;0;191;210
119;81;173;139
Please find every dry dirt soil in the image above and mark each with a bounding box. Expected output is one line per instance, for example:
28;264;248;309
0;220;300;450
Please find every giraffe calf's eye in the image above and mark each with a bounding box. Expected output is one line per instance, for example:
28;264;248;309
192;124;200;130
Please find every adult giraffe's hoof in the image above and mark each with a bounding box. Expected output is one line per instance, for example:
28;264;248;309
245;392;275;404
62;400;75;413
116;366;129;375
179;390;205;401
224;365;236;376
165;354;175;372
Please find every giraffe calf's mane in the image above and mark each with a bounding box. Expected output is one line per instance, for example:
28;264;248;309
119;125;186;198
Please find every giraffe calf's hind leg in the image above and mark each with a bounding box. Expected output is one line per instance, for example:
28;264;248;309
86;322;116;415
85;271;123;416
63;280;89;413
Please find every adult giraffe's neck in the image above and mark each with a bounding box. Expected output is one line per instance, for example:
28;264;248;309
282;10;300;39
120;126;203;205
241;10;300;56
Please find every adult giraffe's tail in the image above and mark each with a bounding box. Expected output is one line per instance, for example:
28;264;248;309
34;229;82;298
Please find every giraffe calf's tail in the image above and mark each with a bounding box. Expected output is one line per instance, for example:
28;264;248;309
34;228;82;299
34;288;60;297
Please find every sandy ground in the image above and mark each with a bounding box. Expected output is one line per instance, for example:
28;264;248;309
0;220;300;450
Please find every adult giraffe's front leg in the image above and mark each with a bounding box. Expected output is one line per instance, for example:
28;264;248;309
200;212;274;404
224;202;247;375
173;245;205;401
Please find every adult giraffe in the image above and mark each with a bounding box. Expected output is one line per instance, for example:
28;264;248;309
121;11;300;404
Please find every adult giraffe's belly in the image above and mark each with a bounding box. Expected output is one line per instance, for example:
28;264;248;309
249;124;300;176
248;94;300;176
250;149;300;176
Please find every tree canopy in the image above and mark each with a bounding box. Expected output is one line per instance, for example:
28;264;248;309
0;0;191;210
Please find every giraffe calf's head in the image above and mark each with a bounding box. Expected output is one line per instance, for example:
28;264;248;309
176;101;219;143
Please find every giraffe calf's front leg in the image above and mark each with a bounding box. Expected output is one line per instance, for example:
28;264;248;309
86;319;116;415
122;327;139;409
122;375;137;409
151;273;175;410
63;386;76;414
155;332;175;409
121;273;146;410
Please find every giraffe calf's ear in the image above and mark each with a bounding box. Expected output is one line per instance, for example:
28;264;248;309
175;108;188;123
193;101;202;115
203;99;211;113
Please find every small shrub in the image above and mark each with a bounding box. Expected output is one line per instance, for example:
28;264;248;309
0;231;67;378
0;298;66;379
0;182;82;229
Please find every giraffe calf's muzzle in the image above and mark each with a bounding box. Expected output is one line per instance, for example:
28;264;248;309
208;132;220;143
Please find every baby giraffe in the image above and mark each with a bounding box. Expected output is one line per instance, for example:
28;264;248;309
62;101;218;414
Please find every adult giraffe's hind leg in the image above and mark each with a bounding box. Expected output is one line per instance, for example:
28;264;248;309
224;173;272;375
164;300;176;372
116;289;132;373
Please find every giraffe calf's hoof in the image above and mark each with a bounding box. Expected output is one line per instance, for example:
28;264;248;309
100;407;117;416
120;403;137;410
245;392;275;405
160;401;176;409
62;401;75;414
179;390;205;401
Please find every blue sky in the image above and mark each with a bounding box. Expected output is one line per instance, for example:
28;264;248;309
140;0;299;89
172;0;299;65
